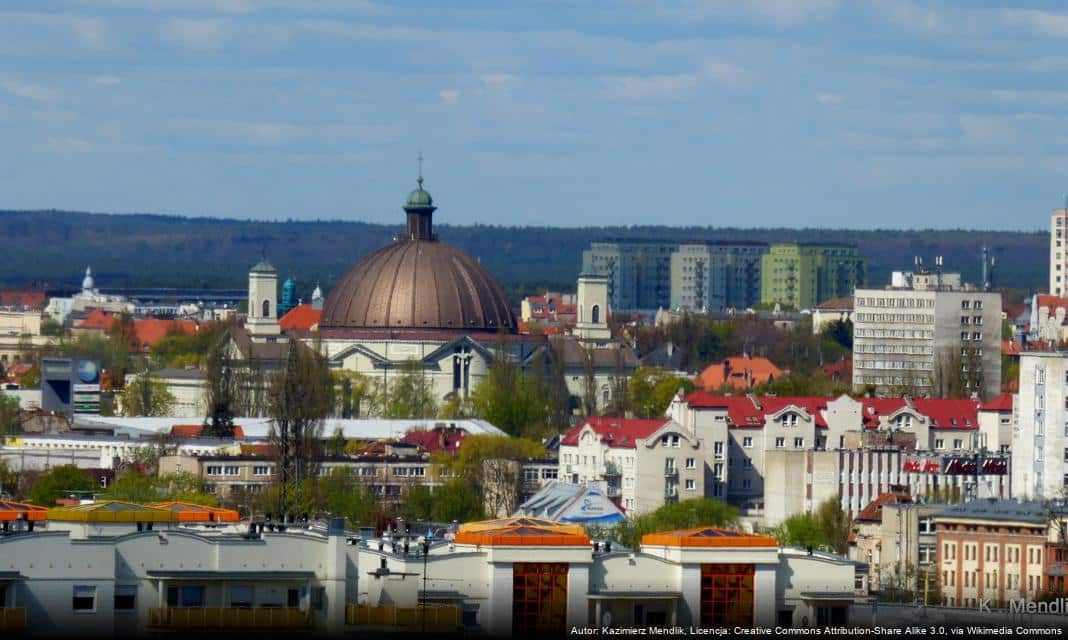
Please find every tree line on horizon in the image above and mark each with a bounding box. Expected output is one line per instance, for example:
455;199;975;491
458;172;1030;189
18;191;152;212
0;209;1046;303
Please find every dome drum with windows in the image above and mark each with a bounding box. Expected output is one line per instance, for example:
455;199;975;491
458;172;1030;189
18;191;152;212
320;174;517;333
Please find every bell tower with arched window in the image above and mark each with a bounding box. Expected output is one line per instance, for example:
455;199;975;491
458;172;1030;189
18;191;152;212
576;273;611;341
248;258;281;341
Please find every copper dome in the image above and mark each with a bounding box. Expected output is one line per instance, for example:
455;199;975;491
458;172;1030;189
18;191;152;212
320;176;516;332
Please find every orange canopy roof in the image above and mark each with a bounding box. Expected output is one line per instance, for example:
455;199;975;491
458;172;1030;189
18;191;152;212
0;500;49;522
454;517;590;547
641;527;778;548
148;502;240;523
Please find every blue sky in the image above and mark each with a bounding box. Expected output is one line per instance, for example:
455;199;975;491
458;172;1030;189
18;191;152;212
1;1;1066;230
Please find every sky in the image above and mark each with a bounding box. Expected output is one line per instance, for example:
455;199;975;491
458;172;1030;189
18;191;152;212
1;1;1067;230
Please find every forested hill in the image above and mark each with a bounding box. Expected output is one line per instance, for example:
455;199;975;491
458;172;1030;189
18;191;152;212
1;209;1046;302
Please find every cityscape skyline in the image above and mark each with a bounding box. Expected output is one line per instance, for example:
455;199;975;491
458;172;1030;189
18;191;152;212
2;1;1068;230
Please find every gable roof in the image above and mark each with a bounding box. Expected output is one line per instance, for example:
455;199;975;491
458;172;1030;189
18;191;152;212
855;492;913;523
560;417;671;448
694;355;783;391
980;393;1013;412
815;296;853;311
279;303;322;331
77;308;116;330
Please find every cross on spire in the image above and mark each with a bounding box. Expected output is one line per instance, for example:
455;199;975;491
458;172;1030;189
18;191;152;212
417;151;424;188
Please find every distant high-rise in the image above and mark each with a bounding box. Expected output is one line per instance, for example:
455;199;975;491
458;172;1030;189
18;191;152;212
1051;208;1067;296
760;243;865;309
670;242;767;311
581;241;675;311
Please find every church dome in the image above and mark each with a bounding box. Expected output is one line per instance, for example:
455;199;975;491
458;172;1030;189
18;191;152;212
82;267;94;291
320;175;516;333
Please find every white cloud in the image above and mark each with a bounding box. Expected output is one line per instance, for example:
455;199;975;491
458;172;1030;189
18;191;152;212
46;137;93;154
816;93;844;105
71;17;112;49
90;75;122;87
648;0;838;28
161;18;226;50
1001;10;1068;38
2;80;57;102
871;0;943;34
439;89;460;105
603;59;749;101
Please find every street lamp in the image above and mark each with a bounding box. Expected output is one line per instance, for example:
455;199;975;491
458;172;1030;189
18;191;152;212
421;532;432;633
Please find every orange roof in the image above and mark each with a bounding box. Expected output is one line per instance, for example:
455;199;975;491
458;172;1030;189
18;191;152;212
148;502;239;523
694;355;783;391
279;303;321;331
133;318;197;350
454;517;590;546
855;492;912;523
77;308;116;330
815;296;853;310
980;393;1013;412
170;424;204;438
0;500;49;522
641;527;779;548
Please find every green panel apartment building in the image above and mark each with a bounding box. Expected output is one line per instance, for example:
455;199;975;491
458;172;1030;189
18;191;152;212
760;243;865;309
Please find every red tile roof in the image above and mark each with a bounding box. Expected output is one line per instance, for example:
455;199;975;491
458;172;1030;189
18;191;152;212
401;426;468;454
279;303;322;331
818;358;852;382
683;393;981;431
133;318;197;349
855;492;913;523
694;355;784;391
77;308;116;330
815;296;853;311
561;416;670;448
170;424;204;438
1035;295;1068;316
0;290;47;308
980;393;1013;412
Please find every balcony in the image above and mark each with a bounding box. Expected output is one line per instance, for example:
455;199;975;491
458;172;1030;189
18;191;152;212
346;604;460;629
664;466;678;478
1048;562;1068;577
602;463;621;478
606;485;622;498
0;608;26;631
148;607;310;629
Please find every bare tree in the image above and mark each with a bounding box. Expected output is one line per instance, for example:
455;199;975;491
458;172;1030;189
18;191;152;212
267;338;334;516
203;328;239;437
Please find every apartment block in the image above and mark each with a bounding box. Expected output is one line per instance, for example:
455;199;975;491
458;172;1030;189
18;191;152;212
935;500;1056;608
760;243;864;310
1051;208;1068;296
1013;351;1068;499
852;278;1002;399
669;242;767;311
557;417;710;515
581;241;675;311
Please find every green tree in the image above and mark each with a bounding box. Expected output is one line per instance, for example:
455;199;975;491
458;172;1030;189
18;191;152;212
327;427;347;456
612;498;740;550
401;479;483;523
0;393;20;437
445;435;546;517
381;359;437;419
771;514;824;550
0;460;17;497
41;318;66;337
333;370;377;418
121;369;175;416
102;471;162;502
470;354;546;436
27;464;96;506
202;328;240;437
627;367;694;418
814;497;851;554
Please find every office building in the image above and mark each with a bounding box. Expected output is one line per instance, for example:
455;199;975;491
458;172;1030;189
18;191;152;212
852;272;1002;399
1051;208;1068;296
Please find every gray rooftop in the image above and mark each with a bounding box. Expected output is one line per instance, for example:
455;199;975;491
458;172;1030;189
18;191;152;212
934;499;1060;525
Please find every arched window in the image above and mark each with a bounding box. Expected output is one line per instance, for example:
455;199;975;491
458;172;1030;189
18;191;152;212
262;299;271;318
591;304;600;324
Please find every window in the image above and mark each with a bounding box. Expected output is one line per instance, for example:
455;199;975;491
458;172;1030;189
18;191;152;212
743;458;753;468
974;300;983;310
591;304;600;324
230;585;253;608
775;437;785;448
542;468;558;479
919;517;935;533
934;439;944;450
671;435;680;448
685;479;696;491
114;585;136;612
253;465;271;476
742;479;752;490
743;437;753;448
685;458;696;469
953;439;962;450
73;586;96;612
512;563;568;634
224;465;239;476
714;442;724;459
700;564;755;627
794;437;804;448
206;465;222;476
524;468;540;482
961;301;970;310
262;299;270;318
919;544;935;565
973;316;983;325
